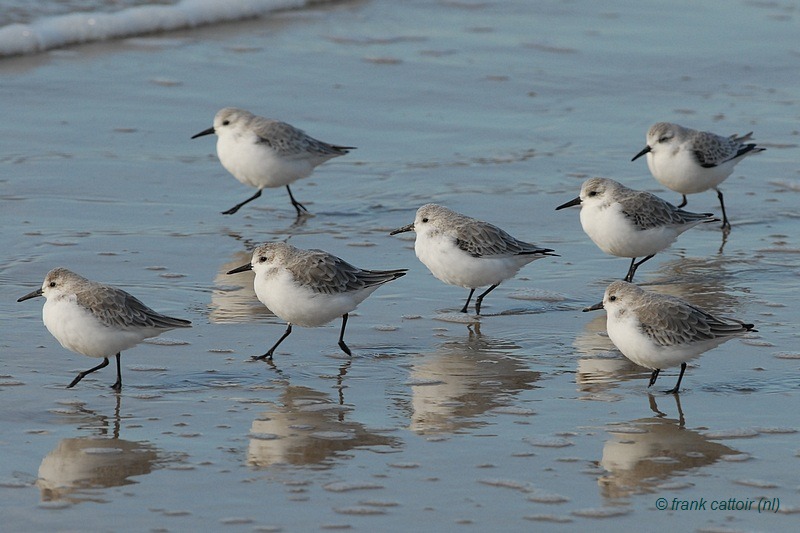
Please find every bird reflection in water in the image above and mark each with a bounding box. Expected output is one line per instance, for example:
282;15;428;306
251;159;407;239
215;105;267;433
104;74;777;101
597;394;739;499
37;397;162;503
407;323;540;434
247;378;399;468
647;255;748;315
209;250;273;323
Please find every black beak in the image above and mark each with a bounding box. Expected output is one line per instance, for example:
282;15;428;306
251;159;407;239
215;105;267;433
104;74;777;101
555;197;581;210
191;126;216;139
17;288;43;302
227;263;253;275
631;145;651;161
582;301;605;312
389;223;415;235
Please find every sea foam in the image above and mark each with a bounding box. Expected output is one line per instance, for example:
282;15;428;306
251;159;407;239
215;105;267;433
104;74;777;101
0;0;325;58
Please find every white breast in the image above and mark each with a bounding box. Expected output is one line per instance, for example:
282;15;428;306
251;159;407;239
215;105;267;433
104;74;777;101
42;297;150;358
581;203;681;258
253;268;373;327
415;232;528;288
648;148;732;194
216;134;314;189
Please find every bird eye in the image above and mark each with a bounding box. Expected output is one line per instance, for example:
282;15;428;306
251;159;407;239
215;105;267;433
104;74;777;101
222;120;230;126
658;135;669;143
258;256;267;263
609;295;616;301
588;191;597;197
49;281;56;287
422;217;429;223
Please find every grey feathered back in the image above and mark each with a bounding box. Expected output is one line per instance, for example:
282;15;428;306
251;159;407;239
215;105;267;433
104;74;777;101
635;290;754;347
287;249;406;295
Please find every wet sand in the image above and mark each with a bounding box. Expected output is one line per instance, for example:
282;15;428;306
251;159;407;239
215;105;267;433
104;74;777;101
2;0;799;530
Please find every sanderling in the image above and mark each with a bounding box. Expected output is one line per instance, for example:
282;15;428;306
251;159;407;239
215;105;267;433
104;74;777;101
556;178;715;283
192;107;355;216
227;242;406;359
632;122;765;230
17;268;191;390
390;203;557;315
584;280;756;393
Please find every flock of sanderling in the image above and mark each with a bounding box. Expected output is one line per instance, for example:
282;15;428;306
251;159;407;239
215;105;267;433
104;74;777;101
18;109;762;393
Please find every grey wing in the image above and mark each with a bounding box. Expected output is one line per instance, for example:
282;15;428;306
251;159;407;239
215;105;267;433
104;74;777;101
254;119;352;158
638;298;717;346
455;222;550;258
672;207;715;225
619;191;688;229
691;131;743;167
293;251;406;294
700;306;755;336
638;298;748;346
78;286;191;330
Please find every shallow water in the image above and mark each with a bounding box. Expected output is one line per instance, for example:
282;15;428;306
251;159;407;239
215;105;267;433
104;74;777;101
2;0;800;530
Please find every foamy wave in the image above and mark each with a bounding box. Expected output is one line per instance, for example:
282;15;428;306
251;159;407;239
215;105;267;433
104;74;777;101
0;0;327;58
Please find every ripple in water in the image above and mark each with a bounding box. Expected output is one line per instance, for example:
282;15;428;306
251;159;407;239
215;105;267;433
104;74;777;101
323;482;384;493
571;507;631;519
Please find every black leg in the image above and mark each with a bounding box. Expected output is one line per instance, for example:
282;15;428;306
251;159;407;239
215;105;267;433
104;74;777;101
67;357;110;388
222;189;262;215
647;368;660;388
677;194;688;208
624;258;637;282
110;353;122;391
625;254;655;282
634;255;656;271
253;323;293;361
716;189;730;230
338;313;352;356
474;284;499;316
663;362;687;394
286;185;309;216
460;288;476;313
